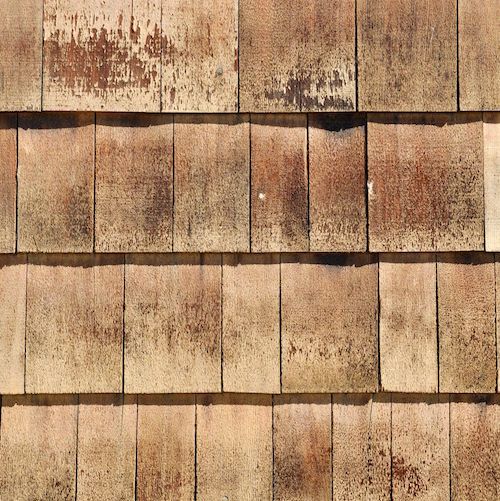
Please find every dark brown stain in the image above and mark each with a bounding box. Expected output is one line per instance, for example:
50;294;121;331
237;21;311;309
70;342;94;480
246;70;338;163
392;456;427;497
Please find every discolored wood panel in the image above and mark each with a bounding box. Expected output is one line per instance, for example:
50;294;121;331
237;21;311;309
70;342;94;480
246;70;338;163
368;114;484;252
437;253;496;393
357;0;456;111
196;394;273;501
25;254;124;393
137;395;195;501
450;395;500;501
0;255;26;394
281;254;378;393
161;0;238;112
18;113;94;252
251;115;308;252
0;0;42;111
309;113;366;251
484;113;500;251
0;395;77;500
332;394;391;501
43;0;161;111
174;115;249;252
379;253;438;393
222;254;280;393
273;395;332;501
125;254;221;393
392;395;450;501
240;0;355;112
459;0;500;110
95;113;173;252
0;114;17;253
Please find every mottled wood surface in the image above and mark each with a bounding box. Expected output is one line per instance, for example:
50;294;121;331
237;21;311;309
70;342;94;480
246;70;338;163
484;113;500;251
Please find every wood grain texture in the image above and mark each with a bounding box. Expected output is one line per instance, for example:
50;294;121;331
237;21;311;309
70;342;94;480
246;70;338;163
497;256;500;391
484;113;500;251
77;395;137;501
240;0;355;112
437;253;496;393
25;254;124;393
368;114;484;252
0;255;26;394
379;253;438;393
137;395;195;501
458;0;500;110
43;0;161;111
392;395;450;501
0;114;17;253
162;0;237;112
332;394;391;501
357;0;456;111
251;114;308;252
196;394;272;501
0;0;42;111
450;395;500;501
95;113;173;252
273;395;332;501
17;113;94;252
0;395;77;500
222;254;280;393
309;113;366;251
125;254;221;393
174;115;249;252
281;254;378;393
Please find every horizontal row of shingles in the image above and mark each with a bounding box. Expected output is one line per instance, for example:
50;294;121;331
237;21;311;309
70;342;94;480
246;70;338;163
1;252;498;395
0;0;498;112
0;112;499;253
0;394;498;501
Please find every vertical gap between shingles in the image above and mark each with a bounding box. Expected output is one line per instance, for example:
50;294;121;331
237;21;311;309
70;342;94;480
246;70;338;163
122;255;127;394
377;254;382;390
448;394;452;500
456;0;460;110
435;254;440;392
159;0;163;113
15;113;19;253
220;255;224;392
306;114;311;251
389;393;393;501
237;0;240;112
248;115;252;251
74;395;80;501
40;0;44;110
330;394;334;501
23;255;28;393
171;116;175;251
0;395;3;442
271;394;275;501
354;0;359;111
194;396;198;501
134;396;139;501
278;255;283;393
93;113;97;252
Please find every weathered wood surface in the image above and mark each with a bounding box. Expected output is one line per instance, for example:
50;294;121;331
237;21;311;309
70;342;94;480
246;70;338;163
0;395;77;500
484;113;500;251
437;253;497;393
95;113;173;252
125;254;221;393
357;0;457;111
174;115;249;252
162;0;238;112
0;114;17;253
368;113;484;251
137;395;195;501
0;255;26;394
332;394;391;500
392;395;450;501
379;253;438;393
25;254;124;393
497;256;500;391
77;395;137;501
43;0;161;111
222;254;280;393
281;254;378;392
17;113;94;252
309;113;366;251
240;0;355;112
458;0;500;110
273;395;332;501
251;114;308;252
0;0;42;111
196;394;273;501
450;395;500;501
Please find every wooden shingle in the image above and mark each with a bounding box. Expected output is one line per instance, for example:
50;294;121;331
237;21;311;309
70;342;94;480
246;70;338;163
25;254;124;393
281;254;378;393
240;0;355;112
95;113;173;252
484;113;500;251
161;0;238;112
124;254;221;393
173;115;250;252
357;0;456;111
18;113;94;253
368;113;484;252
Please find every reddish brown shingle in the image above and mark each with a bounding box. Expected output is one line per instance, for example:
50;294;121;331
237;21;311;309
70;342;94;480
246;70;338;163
484;113;500;251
